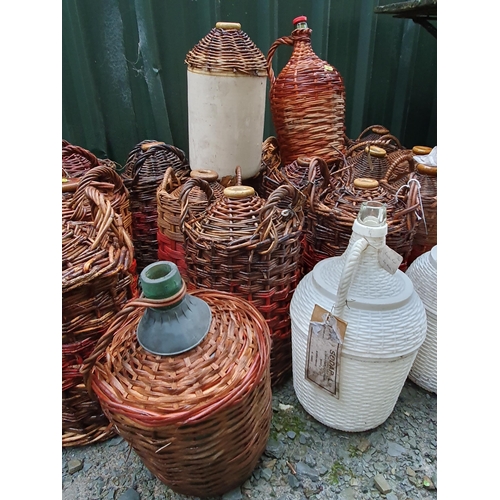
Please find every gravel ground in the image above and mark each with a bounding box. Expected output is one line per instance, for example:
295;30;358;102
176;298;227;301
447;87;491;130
62;377;436;500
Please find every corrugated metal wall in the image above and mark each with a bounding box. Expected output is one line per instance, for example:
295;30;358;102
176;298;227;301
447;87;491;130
62;0;437;167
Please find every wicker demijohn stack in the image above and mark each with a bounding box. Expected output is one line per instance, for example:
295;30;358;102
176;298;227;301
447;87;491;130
156;168;224;279
123;141;190;272
83;261;272;498
267;16;346;165
180;181;304;387
62;186;135;447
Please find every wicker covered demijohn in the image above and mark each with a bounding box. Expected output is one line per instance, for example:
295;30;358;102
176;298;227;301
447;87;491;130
267;16;346;166
123;141;190;272
156;167;224;279
62;186;135;447
180;181;304;387
406;246;437;393
290;201;427;432
407;146;437;265
185;22;267;180
83;261;272;497
303;157;421;273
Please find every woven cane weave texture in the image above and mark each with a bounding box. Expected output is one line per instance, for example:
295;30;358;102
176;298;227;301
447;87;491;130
290;246;427;431
304;159;419;272
185;24;267;75
123;141;190;272
180;182;304;387
267;28;345;165
86;291;272;498
62;186;135;447
406;248;437;393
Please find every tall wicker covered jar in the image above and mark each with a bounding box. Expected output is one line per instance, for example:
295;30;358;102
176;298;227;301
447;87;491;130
267;16;346;166
83;261;272;498
180;181;304;387
185;22;267;180
290;201;427;432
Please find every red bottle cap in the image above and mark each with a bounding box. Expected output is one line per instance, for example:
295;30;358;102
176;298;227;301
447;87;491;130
293;16;307;25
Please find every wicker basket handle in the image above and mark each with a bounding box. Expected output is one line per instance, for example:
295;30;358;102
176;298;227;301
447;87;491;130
70;165;127;213
356;124;390;141
83;185;134;260
266;36;294;85
307;157;330;213
382;150;415;184
178;177;214;229
159;166;181;193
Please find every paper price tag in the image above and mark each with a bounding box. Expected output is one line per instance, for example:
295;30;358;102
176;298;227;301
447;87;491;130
305;305;347;398
378;245;403;274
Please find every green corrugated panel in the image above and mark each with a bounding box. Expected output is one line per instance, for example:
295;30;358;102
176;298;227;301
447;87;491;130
62;0;437;165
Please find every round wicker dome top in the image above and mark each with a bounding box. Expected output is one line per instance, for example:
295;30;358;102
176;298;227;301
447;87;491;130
185;23;267;75
91;290;270;424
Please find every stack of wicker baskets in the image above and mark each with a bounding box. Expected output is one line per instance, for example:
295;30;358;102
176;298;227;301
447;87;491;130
62;184;136;447
180;182;304;386
123;141;190;272
83;287;272;497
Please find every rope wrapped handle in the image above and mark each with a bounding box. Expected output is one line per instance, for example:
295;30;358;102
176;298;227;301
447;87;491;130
266;36;293;85
80;284;187;397
178;177;215;230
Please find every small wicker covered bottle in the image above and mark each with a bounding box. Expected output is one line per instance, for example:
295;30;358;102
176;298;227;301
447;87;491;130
185;22;267;180
406;246;437;393
83;261;272;497
290;201;427;431
156;168;224;279
180;182;304;387
267;16;346;166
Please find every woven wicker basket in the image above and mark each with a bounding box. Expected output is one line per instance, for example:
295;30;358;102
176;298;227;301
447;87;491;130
82;289;272;497
304;158;420;273
62;141;100;178
180;181;304;387
267;17;346;166
62;185;136;447
157;168;224;279
123;141;190;272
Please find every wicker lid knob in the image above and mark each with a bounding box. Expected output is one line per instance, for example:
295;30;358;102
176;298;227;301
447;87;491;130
353;178;379;190
293;15;307;24
141;141;166;151
224;186;255;199
416;163;437;176
216;22;241;30
190;169;219;182
364;145;386;158
412;145;433;155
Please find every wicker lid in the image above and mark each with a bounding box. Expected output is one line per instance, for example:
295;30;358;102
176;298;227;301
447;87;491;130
185;23;267;76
